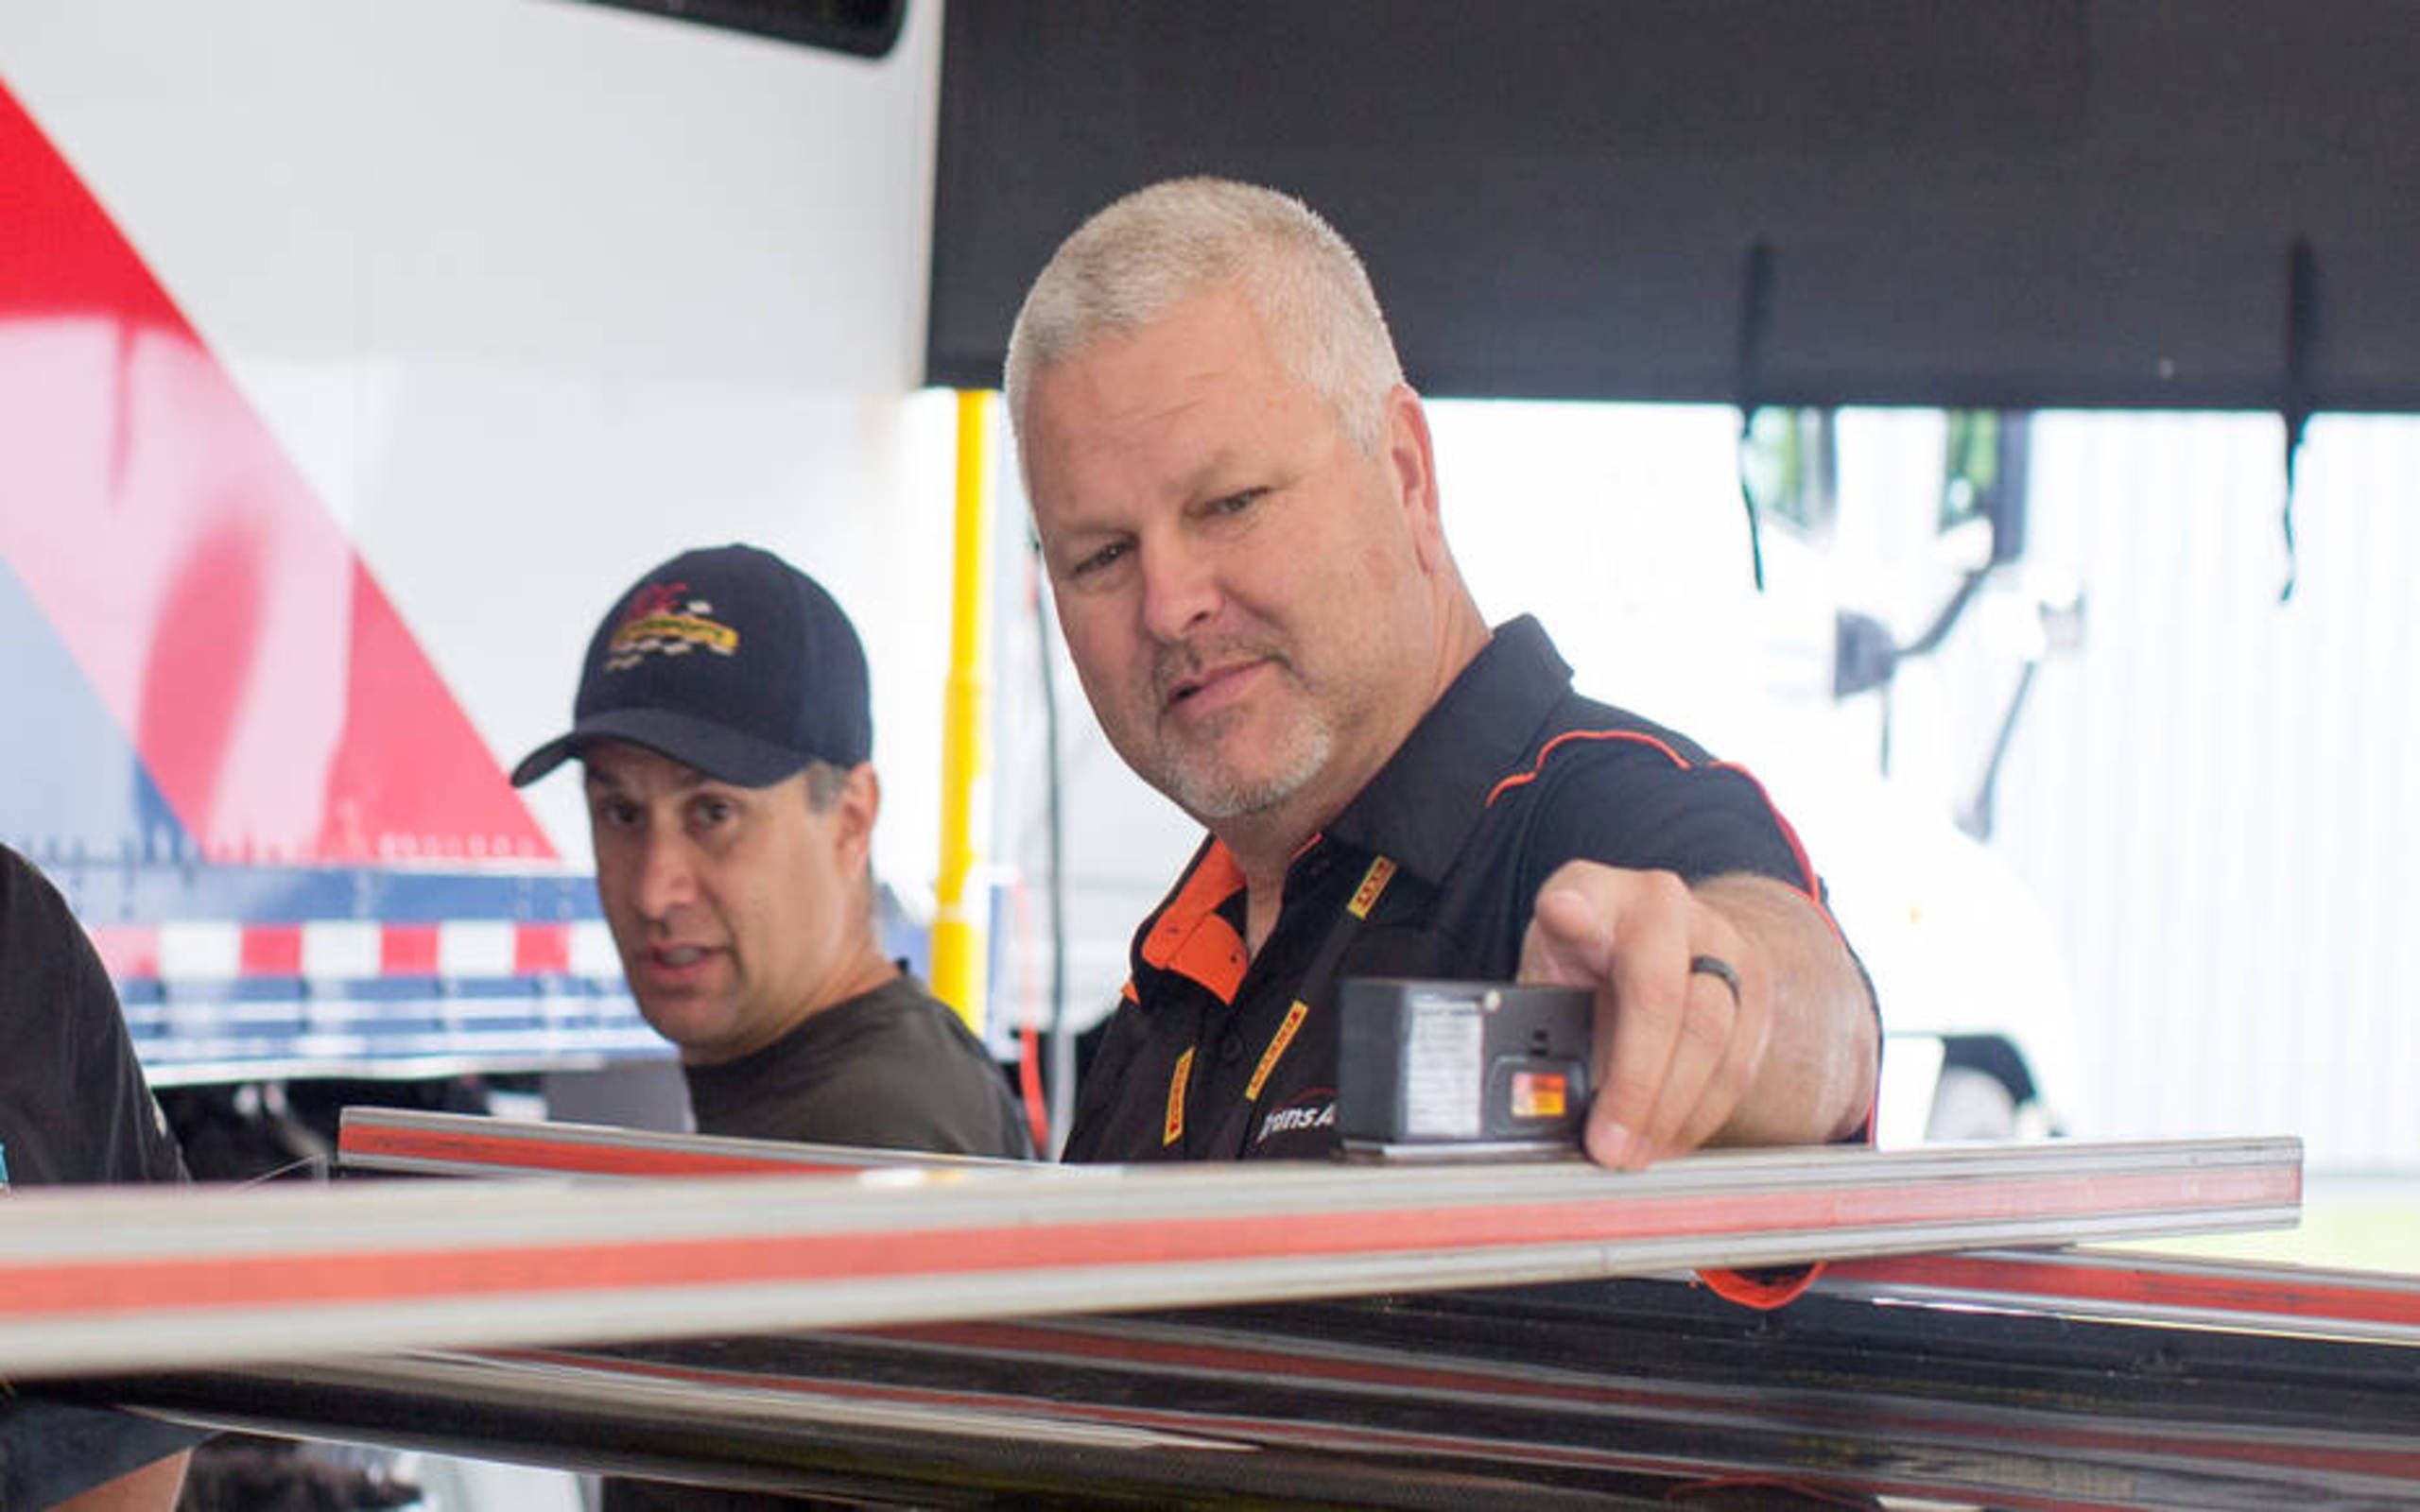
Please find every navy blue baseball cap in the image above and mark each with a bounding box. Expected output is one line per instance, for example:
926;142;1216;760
510;544;873;789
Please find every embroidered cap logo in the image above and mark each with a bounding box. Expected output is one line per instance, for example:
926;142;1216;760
605;580;742;671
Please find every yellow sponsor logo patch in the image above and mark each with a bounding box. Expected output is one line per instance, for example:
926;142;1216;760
1347;855;1396;919
1163;1047;1195;1146
1245;1000;1310;1103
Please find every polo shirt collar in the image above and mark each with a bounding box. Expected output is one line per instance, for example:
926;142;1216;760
1326;615;1573;884
1135;834;1250;1004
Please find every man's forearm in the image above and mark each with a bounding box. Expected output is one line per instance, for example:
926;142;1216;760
1697;873;1879;1146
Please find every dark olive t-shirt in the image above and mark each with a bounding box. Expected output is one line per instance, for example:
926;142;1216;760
683;971;1033;1159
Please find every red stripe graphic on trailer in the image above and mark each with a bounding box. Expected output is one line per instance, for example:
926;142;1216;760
381;926;442;975
85;925;162;979
239;925;303;976
0;80;554;864
513;923;572;975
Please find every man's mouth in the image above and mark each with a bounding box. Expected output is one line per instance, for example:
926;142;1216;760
1163;654;1270;713
643;943;721;972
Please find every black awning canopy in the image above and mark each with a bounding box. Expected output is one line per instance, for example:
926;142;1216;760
928;1;2420;413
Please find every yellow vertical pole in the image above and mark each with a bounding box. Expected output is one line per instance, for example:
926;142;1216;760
932;389;993;1030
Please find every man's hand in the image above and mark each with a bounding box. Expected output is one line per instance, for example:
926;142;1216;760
1517;863;1876;1170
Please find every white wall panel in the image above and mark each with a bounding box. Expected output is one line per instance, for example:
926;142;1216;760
2002;414;2419;1169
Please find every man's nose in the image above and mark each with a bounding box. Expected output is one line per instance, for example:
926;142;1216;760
632;829;698;919
1138;534;1220;644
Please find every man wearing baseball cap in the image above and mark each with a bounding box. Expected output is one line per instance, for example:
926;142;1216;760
514;544;1032;1160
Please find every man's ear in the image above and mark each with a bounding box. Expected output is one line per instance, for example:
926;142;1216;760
1382;385;1448;574
834;763;881;863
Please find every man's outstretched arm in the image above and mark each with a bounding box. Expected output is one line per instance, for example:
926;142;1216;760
1518;864;1878;1170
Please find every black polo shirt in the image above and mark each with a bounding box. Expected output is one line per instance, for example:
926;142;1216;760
1063;616;1845;1165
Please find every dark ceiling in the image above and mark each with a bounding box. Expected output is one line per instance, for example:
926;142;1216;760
927;1;2420;414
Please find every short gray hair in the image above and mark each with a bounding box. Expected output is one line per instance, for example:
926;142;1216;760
1004;178;1405;456
801;760;878;930
802;760;850;814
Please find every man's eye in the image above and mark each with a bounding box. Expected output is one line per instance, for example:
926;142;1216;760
1070;541;1130;577
692;797;738;829
1208;488;1267;517
593;799;640;828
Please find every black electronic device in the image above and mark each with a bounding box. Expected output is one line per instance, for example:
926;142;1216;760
1337;978;1595;1160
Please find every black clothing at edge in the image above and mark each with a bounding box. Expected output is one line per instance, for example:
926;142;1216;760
0;847;187;1189
1063;616;1857;1164
0;844;204;1508
682;971;1034;1159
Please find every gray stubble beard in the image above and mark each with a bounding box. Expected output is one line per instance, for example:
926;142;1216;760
1156;702;1336;823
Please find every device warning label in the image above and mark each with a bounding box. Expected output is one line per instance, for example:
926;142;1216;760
1404;991;1484;1138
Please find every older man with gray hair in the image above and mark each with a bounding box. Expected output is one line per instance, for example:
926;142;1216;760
1008;178;1876;1217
